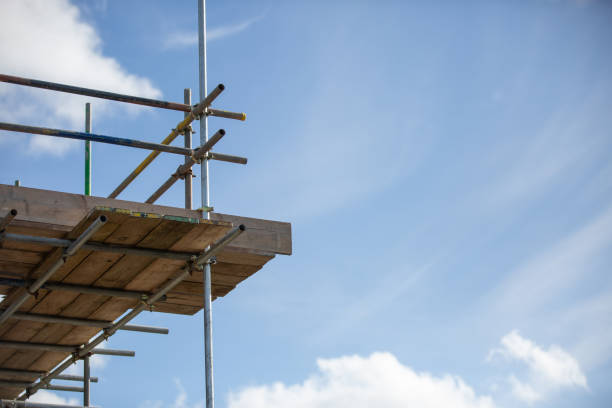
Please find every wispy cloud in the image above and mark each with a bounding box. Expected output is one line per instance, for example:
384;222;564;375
163;13;265;49
475;85;610;216
489;202;612;316
558;290;612;372
307;261;433;346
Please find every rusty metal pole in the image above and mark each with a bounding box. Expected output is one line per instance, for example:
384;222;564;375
184;89;193;209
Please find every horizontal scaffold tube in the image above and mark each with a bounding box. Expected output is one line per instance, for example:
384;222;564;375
0;400;88;408
0;123;193;156
0;368;44;377
0;277;165;301
145;129;226;204
19;224;246;401
108;84;226;198
0;73;192;112
91;349;135;357
207;108;246;121
0;341;133;357
0;380;34;388
1;232;195;261
0;368;98;383
52;374;99;383
2;311;168;334
43;385;84;393
0;216;106;327
207;152;248;165
0;382;85;394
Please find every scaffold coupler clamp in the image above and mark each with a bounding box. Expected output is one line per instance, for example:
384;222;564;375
179;124;194;135
192;104;205;120
27;282;41;299
174;166;193;180
102;328;112;340
188;257;202;276
71;349;81;364
196;206;214;214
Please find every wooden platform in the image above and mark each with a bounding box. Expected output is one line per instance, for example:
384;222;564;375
0;184;291;399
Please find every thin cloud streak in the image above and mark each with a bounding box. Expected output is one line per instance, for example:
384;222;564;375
163;13;265;49
489;202;612;316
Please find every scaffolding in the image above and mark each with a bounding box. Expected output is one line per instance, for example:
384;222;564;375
0;1;289;407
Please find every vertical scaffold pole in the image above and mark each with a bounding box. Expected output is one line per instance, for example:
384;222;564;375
184;88;193;209
198;2;214;408
83;354;91;406
85;103;92;196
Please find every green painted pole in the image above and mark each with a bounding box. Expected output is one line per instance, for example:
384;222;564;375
85;103;91;196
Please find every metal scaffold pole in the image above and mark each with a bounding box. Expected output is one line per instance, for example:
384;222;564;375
85;103;92;196
83;354;90;407
83;354;91;407
198;1;214;408
184;88;193;209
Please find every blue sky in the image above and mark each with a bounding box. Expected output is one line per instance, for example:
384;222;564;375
1;0;611;407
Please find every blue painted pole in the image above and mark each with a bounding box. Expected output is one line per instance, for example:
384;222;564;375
0;122;193;156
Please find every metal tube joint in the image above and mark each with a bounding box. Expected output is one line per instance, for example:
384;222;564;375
191;84;225;119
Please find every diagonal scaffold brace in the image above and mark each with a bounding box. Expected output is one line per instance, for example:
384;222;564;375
0;209;17;233
108;84;225;199
18;224;246;401
0;215;107;327
145;128;226;204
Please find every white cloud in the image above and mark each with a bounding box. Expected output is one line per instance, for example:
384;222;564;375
163;32;198;49
508;376;542;405
28;389;79;406
228;352;496;408
163;14;264;49
489;331;587;403
0;0;161;155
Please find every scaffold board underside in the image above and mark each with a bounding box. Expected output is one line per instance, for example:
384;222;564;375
0;184;292;399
